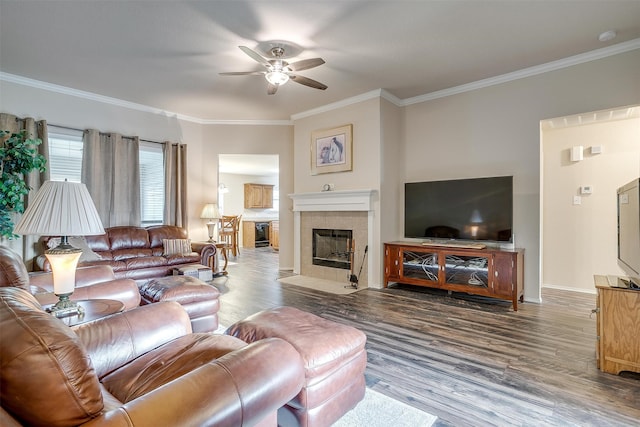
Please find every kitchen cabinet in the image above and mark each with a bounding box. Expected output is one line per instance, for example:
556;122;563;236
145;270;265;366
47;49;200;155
244;184;274;209
270;220;279;250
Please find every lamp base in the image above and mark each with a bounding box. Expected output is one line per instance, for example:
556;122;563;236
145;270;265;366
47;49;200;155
46;294;84;318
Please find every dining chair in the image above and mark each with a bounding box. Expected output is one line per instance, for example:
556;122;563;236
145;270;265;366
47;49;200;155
219;215;241;256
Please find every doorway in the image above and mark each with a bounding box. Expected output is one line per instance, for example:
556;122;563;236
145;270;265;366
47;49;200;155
540;105;640;294
218;154;280;252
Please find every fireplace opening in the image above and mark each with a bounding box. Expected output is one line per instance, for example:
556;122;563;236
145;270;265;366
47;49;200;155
312;228;353;270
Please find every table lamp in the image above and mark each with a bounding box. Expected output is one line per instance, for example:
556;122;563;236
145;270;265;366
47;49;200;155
14;180;105;317
200;203;220;242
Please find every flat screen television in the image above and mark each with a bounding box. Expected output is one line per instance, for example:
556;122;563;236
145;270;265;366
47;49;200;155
404;176;513;243
617;178;640;285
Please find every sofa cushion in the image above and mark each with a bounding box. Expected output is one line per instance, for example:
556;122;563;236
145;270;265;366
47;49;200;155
0;287;103;427
112;248;153;261
147;225;189;248
101;333;247;402
85;234;111;252
108;226;150;250
124;256;168;270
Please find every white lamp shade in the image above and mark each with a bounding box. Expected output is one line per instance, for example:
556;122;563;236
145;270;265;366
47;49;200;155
14;180;104;236
46;250;82;295
200;203;220;220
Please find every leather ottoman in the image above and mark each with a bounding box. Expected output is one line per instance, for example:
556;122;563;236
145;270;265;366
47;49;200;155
226;306;367;427
138;276;220;333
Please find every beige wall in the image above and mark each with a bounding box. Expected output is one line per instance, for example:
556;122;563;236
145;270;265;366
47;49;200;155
2;48;639;296
402;50;640;302
293;97;385;286
542;116;640;292
293;98;382;193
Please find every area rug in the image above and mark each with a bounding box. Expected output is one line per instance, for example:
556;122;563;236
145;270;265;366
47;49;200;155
335;388;437;427
278;274;365;295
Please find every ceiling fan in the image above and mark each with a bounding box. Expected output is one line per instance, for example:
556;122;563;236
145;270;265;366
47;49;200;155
219;45;327;95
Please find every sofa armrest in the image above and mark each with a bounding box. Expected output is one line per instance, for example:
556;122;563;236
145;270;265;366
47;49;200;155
81;338;305;427
73;302;192;378
191;241;217;270
30;265;116;288
30;266;141;310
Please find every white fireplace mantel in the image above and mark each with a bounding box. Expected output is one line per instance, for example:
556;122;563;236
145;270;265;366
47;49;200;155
290;189;375;212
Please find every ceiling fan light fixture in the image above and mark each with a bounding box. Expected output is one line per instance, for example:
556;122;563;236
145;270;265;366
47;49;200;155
265;71;290;85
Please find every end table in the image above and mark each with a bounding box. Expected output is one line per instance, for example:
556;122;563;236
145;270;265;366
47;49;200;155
43;299;125;327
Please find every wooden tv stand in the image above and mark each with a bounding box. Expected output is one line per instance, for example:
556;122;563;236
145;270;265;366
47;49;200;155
384;241;524;310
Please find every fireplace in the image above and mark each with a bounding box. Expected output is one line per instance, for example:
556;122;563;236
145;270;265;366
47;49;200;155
312;228;353;270
290;189;376;287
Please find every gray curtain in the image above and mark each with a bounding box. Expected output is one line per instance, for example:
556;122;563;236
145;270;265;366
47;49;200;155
0;113;50;269
82;130;141;227
163;141;188;227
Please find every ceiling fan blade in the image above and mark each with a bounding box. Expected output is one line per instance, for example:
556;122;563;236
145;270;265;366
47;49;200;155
287;58;325;72
239;46;270;67
219;71;265;76
267;83;279;95
290;75;328;90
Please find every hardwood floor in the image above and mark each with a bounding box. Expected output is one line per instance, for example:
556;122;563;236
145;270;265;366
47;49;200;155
212;248;640;427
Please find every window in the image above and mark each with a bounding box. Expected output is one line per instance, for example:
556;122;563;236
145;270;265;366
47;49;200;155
47;128;83;183
46;125;165;226
139;141;164;226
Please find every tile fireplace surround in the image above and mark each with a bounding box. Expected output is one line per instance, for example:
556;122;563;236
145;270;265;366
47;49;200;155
290;190;376;287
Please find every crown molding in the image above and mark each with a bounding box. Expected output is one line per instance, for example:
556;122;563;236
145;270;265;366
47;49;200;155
290;89;386;120
2;38;638;123
0;72;292;126
402;37;640;106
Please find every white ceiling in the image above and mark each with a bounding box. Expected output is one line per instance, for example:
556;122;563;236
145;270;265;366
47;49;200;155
1;1;640;122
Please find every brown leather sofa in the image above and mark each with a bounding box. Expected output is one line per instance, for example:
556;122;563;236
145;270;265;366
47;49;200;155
0;244;141;310
1;245;219;332
0;286;305;427
36;225;217;281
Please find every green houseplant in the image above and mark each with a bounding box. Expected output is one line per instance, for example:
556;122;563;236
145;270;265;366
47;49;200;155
0;129;47;239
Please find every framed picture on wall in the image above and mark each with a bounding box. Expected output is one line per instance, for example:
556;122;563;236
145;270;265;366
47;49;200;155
310;124;353;175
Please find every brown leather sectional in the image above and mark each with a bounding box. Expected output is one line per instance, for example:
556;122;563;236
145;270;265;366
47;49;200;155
37;225;217;281
0;286;305;426
1;243;220;333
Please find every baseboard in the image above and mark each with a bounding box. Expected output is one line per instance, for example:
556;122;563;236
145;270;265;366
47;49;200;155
542;284;596;295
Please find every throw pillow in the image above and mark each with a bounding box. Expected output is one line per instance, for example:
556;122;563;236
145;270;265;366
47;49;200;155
47;236;102;262
162;238;192;256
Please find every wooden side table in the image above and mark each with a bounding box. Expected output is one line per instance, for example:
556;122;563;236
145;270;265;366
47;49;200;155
214;242;229;276
43;299;125;327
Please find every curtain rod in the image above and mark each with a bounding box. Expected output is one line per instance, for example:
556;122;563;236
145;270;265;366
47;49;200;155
49;123;161;144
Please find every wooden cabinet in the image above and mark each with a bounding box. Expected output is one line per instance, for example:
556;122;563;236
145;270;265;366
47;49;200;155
269;220;279;250
242;220;277;249
594;275;640;375
384;241;524;310
244;184;274;209
242;221;256;248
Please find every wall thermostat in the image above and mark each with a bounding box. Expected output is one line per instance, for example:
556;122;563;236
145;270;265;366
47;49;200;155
580;186;592;194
